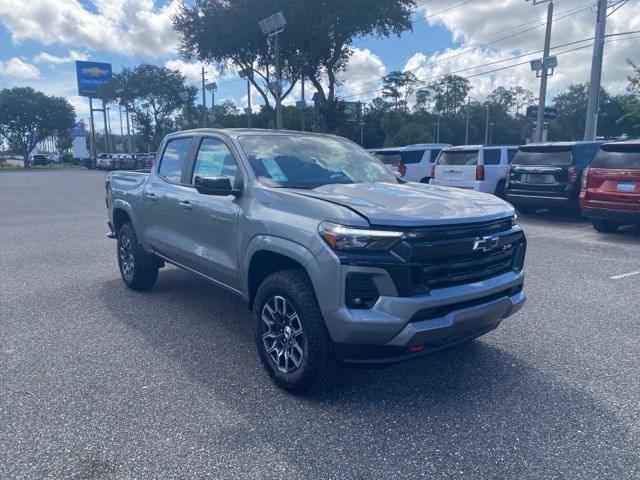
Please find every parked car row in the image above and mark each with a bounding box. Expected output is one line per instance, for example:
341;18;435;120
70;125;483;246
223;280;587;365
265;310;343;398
84;153;156;171
371;139;639;233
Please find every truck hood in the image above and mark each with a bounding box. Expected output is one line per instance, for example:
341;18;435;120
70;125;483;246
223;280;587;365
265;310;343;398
285;182;514;227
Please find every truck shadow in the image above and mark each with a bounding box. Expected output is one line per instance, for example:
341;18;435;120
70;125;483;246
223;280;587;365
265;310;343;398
101;268;636;476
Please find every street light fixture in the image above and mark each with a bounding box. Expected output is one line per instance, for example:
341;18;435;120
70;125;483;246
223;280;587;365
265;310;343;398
259;11;286;130
206;81;217;127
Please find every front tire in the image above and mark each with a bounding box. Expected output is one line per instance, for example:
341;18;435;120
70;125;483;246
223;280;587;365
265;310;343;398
516;204;537;215
254;269;337;394
117;222;159;290
592;219;619;233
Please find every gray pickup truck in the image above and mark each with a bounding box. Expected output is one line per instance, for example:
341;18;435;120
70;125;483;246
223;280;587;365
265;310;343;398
106;129;527;393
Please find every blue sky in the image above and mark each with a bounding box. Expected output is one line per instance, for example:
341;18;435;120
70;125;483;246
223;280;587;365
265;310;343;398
1;0;638;130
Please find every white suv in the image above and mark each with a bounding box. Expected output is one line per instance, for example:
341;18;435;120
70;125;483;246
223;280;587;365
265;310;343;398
430;145;518;197
371;143;450;183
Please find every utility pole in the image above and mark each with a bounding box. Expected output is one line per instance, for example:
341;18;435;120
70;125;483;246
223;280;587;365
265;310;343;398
300;74;306;131
274;34;283;130
465;97;471;144
125;106;132;153
484;105;490;145
584;0;607;140
530;0;554;143
201;66;207;128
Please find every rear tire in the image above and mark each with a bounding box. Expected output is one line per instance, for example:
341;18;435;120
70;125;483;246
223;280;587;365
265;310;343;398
254;269;338;394
420;177;430;184
117;222;159;290
495;180;506;198
592;219;619;233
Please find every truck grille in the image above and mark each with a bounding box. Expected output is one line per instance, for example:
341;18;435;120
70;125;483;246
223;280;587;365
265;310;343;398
407;220;525;293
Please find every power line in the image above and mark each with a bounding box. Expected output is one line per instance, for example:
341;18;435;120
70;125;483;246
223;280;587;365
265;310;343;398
341;1;596;95
341;32;639;104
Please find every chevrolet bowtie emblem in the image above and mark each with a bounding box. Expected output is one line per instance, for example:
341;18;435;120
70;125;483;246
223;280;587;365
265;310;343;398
472;235;500;252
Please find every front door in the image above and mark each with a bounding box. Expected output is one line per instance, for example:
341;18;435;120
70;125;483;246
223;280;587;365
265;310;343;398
178;136;242;290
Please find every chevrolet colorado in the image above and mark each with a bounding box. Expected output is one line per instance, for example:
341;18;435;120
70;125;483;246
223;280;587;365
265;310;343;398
106;129;527;393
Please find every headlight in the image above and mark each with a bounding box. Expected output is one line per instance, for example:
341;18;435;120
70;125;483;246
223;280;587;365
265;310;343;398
319;222;404;251
511;214;518;227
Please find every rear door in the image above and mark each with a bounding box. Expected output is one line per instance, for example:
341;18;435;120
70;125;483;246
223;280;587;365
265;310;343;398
586;145;640;205
481;148;505;189
434;149;479;185
141;136;195;262
402;149;427;182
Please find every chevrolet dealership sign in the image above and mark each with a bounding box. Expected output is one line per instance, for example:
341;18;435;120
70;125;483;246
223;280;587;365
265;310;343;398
75;61;112;97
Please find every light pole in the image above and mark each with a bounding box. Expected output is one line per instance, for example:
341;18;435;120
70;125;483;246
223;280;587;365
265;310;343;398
239;69;252;128
527;0;555;142
206;82;217;127
259;11;286;130
464;96;482;145
179;90;190;129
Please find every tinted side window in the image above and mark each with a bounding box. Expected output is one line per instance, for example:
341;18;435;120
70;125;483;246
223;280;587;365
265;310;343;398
430;149;442;163
401;150;425;164
507;149;518;163
483;149;501;165
192;138;238;185
158;137;192;183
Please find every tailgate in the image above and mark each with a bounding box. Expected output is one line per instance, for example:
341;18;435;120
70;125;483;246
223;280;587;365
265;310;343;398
587;168;640;203
435;164;476;182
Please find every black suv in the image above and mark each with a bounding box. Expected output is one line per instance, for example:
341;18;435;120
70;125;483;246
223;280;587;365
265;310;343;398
505;141;603;214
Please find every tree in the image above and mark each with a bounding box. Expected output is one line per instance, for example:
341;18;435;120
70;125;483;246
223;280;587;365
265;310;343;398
0;87;75;167
428;75;470;115
98;64;197;150
173;0;415;131
487;86;515;112
381;71;421;111
511;86;536;116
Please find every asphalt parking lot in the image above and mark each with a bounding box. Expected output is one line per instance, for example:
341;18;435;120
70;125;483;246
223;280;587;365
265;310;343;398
1;169;638;479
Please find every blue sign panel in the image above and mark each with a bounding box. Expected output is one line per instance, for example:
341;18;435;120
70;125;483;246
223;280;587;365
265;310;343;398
71;122;85;138
75;61;112;97
526;106;558;120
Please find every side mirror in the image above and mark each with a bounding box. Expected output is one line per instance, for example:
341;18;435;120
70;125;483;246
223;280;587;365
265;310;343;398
194;176;242;197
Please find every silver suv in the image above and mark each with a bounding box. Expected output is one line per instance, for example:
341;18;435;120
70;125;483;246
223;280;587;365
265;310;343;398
106;129;527;393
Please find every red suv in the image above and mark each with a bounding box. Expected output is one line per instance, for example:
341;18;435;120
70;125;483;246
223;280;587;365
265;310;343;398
580;140;640;232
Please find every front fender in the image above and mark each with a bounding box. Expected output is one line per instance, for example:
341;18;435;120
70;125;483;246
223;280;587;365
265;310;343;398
242;235;342;315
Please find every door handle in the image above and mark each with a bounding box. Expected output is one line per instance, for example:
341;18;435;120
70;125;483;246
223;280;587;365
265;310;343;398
179;200;193;211
145;192;157;201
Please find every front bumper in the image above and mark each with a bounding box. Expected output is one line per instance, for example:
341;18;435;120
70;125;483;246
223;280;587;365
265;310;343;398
324;269;525;363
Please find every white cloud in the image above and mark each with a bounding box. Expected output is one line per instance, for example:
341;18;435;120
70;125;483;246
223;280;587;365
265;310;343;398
164;59;219;84
413;0;640;97
33;50;88;64
0;57;40;79
0;0;181;58
337;48;386;101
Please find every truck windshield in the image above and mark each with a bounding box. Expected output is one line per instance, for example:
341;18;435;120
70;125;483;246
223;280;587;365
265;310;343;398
437;151;479;166
512;147;572;166
239;135;400;188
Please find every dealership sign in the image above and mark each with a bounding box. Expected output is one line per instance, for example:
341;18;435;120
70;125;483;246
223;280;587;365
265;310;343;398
75;61;112;97
526;106;558;120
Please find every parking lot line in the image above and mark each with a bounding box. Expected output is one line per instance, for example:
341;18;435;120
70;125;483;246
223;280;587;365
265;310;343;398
610;270;640;280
